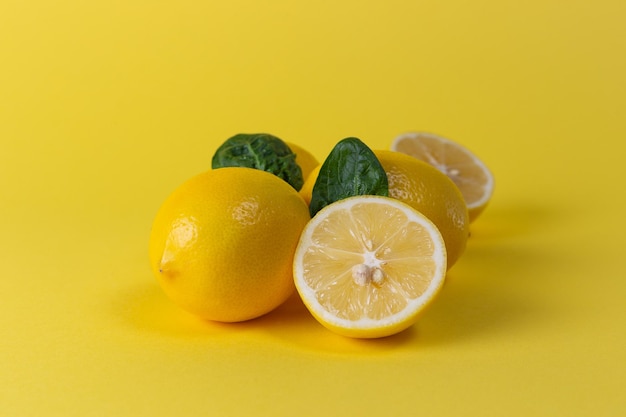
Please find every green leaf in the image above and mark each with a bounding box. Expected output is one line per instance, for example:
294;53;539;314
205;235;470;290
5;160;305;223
211;133;304;190
309;137;388;217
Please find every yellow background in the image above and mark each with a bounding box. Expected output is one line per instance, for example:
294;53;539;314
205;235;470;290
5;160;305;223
1;0;625;415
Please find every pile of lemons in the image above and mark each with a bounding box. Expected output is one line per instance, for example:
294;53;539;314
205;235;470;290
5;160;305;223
149;133;494;338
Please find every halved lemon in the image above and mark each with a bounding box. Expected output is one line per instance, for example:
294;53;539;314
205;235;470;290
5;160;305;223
293;195;447;338
391;132;494;222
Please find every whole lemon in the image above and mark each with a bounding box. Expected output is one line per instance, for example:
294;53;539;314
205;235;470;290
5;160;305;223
298;163;320;205
149;167;311;322
286;142;319;181
300;150;469;268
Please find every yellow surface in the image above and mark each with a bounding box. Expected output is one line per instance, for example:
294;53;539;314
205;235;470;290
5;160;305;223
1;0;625;415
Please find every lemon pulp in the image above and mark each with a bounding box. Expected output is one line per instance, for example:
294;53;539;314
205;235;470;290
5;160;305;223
294;196;447;338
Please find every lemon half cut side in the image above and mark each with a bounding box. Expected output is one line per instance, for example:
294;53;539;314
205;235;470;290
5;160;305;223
293;195;447;338
391;132;494;222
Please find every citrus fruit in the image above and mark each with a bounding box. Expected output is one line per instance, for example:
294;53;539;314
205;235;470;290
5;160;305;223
286;142;319;180
300;150;469;268
391;132;494;222
149;167;310;322
293;195;447;338
299;164;320;205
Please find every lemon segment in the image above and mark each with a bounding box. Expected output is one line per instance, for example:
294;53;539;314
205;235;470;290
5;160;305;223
293;195;447;338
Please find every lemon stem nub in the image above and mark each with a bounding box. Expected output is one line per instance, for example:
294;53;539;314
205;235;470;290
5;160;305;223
352;264;385;286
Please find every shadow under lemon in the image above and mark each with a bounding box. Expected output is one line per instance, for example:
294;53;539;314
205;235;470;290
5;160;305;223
467;199;562;242
116;280;317;337
419;201;566;346
118;202;556;350
117;280;419;352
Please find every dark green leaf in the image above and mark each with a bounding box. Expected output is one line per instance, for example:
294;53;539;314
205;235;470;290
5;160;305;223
309;137;388;217
211;133;304;190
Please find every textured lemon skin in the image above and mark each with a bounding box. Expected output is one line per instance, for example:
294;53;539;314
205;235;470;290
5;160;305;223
299;151;469;268
149;167;311;322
